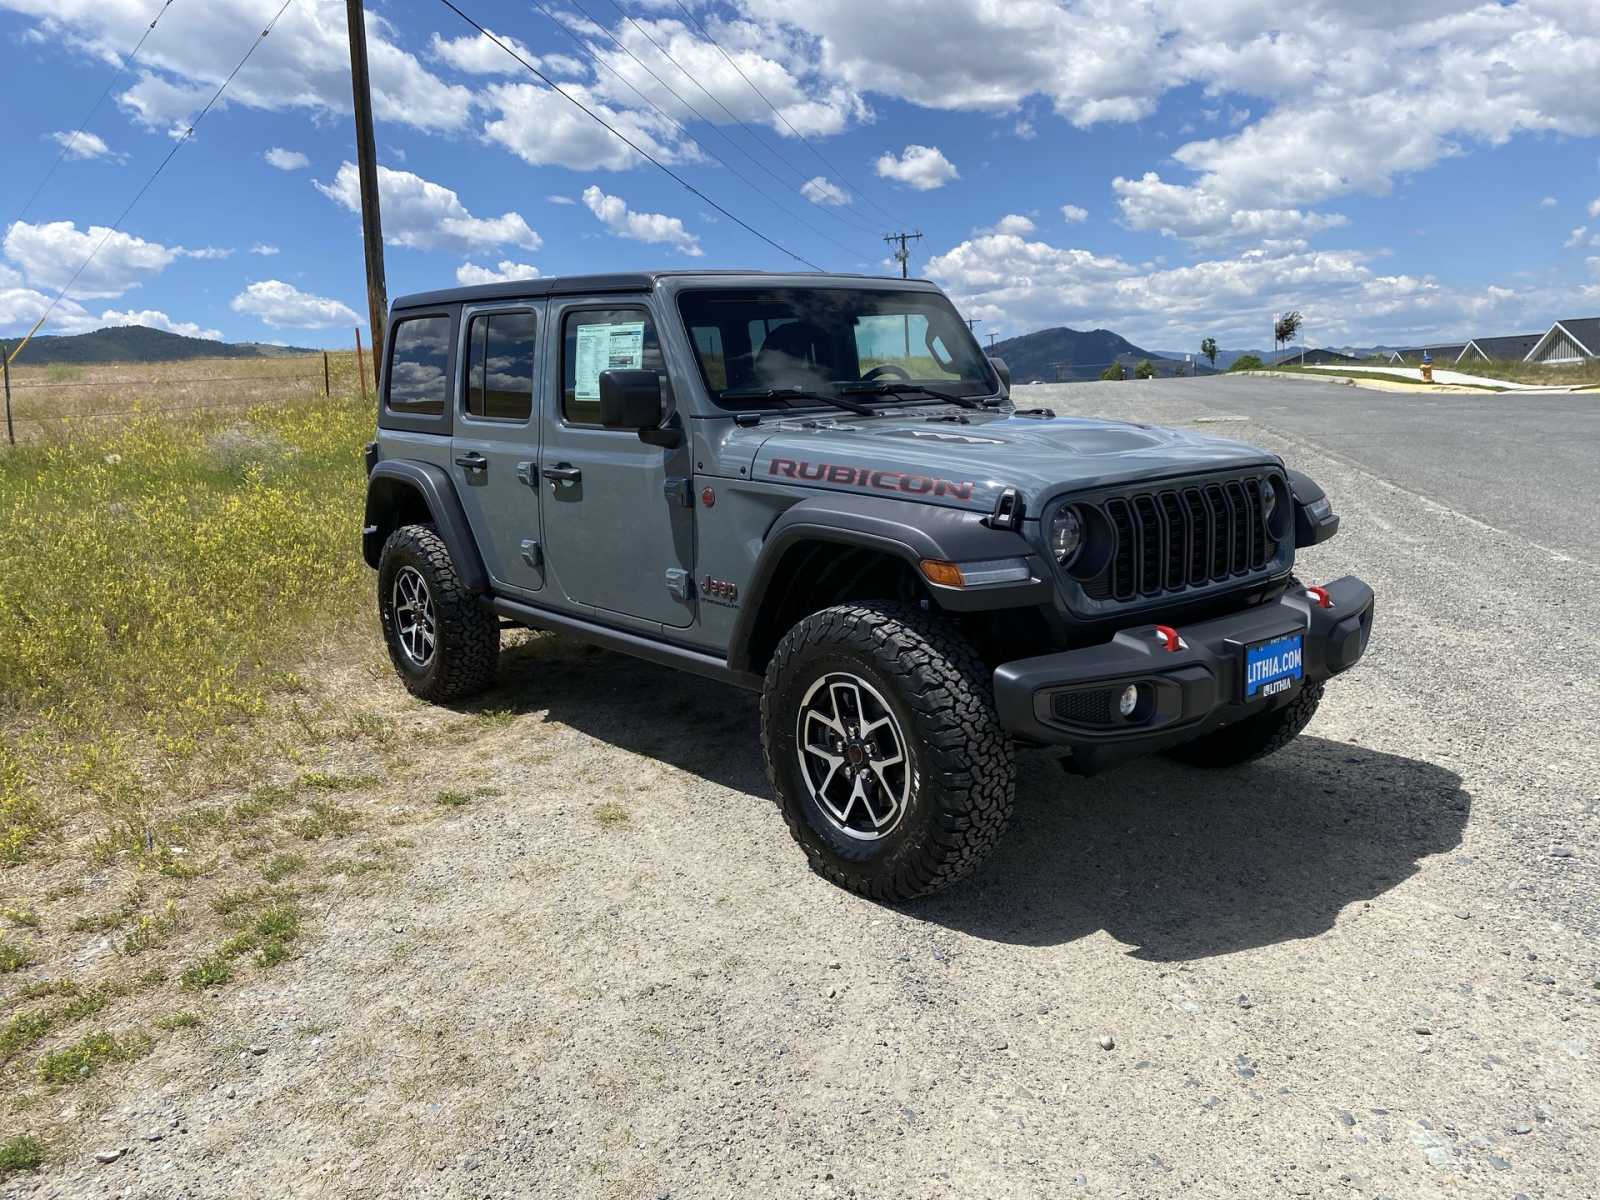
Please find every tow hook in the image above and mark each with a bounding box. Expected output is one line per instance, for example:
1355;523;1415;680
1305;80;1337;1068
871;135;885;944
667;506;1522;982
1304;585;1333;609
1154;625;1186;652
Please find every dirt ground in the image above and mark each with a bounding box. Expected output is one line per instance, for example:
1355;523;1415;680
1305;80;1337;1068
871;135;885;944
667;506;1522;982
6;381;1596;1199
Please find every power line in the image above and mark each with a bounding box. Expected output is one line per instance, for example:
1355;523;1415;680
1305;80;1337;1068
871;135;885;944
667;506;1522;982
667;0;908;230
529;0;872;264
7;0;299;367
600;0;883;240
10;0;180;228
436;0;822;272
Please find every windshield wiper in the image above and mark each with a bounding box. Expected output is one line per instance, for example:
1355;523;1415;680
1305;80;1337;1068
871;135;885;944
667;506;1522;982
839;381;998;411
720;386;882;417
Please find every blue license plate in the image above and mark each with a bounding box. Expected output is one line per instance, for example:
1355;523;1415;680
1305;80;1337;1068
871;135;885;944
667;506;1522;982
1244;634;1304;700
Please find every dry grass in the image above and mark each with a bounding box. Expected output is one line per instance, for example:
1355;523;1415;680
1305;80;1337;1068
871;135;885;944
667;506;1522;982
1437;357;1600;386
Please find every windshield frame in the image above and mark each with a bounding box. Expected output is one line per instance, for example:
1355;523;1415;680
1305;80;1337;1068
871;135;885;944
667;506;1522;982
674;284;1003;414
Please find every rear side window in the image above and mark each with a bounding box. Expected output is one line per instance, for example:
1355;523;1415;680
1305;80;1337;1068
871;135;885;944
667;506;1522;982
465;311;536;421
561;307;663;425
387;316;451;416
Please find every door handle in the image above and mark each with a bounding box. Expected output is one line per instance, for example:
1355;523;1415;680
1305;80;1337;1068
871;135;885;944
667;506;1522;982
541;465;582;484
455;452;488;470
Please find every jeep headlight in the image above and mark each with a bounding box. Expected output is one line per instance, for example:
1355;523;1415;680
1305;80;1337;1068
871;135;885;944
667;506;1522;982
1049;508;1084;566
1262;481;1278;523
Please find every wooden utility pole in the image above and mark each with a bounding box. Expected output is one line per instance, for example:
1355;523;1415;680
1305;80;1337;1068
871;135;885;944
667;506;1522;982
346;0;388;392
355;328;370;406
883;231;922;279
2;342;13;446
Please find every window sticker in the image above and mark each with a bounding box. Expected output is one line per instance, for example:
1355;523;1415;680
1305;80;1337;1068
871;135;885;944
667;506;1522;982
574;321;645;400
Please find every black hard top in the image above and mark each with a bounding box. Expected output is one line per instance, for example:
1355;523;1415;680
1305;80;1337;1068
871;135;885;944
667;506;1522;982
391;269;938;311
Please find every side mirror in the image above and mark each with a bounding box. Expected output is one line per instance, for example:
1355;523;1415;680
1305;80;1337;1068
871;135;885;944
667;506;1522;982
599;369;663;430
988;356;1011;392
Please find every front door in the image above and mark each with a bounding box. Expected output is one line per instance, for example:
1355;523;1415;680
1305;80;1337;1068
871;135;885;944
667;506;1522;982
451;302;546;596
540;299;695;628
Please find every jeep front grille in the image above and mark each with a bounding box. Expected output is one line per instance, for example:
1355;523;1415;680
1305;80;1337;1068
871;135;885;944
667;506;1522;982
1082;475;1278;603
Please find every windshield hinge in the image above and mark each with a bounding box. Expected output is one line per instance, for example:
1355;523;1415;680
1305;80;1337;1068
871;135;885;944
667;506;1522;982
981;487;1025;531
663;476;693;508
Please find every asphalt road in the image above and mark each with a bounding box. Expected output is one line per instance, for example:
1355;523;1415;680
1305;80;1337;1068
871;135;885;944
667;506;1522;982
24;375;1599;1200
1022;374;1600;563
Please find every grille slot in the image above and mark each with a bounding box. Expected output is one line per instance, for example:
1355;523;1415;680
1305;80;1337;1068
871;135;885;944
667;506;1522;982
1083;473;1278;603
1050;687;1118;726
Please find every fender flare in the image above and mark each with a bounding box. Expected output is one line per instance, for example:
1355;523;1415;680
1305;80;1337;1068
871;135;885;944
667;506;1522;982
362;460;489;594
727;492;1051;674
1286;467;1340;548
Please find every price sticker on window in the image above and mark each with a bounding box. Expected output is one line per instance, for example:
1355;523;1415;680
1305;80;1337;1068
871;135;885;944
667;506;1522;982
574;321;645;400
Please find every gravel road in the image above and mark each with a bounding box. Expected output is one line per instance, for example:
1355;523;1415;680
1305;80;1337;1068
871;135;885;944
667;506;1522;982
11;377;1597;1199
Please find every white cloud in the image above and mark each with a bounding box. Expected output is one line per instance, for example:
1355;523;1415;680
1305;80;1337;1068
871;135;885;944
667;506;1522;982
315;163;541;254
49;130;113;160
923;229;1537;349
230;280;360;329
2;219;178;299
581;186;701;256
250;243;280;256
98;308;223;339
546;194;576;205
1567;226;1589;248
264;147;310;171
1114;172;1350;244
800;176;851;206
982;214;1035;236
178;246;232;260
1589;197;1600;219
874;144;958;191
480;80;696;172
1061;204;1088;223
429;29;539;75
1538;196;1557;208
1;1;472;134
455;260;541;286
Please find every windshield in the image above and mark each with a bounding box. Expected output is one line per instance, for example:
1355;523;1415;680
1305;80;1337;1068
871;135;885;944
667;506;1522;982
677;287;999;411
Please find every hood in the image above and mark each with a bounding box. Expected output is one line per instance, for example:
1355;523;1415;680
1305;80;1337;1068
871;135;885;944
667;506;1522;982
738;409;1279;512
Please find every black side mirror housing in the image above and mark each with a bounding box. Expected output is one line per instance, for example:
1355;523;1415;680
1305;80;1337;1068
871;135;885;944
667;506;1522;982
989;356;1011;392
599;369;664;431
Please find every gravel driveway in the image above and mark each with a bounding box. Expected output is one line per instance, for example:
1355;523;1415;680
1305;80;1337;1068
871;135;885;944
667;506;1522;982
12;378;1596;1200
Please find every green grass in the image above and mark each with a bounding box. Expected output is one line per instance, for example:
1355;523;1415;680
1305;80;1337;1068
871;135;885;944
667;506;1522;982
1267;365;1502;391
1444;357;1600;386
262;852;306;882
0;941;30;974
0;908;38;929
155;1011;202;1031
592;802;630;828
0;1134;43;1175
36;1029;151;1084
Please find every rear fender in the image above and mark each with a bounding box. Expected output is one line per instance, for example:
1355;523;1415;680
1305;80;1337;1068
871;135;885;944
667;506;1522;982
362;460;489;594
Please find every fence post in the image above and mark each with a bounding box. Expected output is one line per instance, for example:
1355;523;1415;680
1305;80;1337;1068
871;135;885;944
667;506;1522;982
354;328;369;406
323;350;331;397
2;343;13;447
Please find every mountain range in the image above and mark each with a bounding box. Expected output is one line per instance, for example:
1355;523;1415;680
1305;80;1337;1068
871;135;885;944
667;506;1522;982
1;325;316;366
986;326;1213;382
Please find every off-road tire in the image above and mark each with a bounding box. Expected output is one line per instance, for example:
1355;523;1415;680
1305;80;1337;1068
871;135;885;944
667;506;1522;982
1164;680;1324;768
761;602;1015;902
377;523;499;703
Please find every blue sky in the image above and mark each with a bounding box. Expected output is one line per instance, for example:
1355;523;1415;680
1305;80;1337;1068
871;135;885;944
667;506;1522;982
2;0;1598;352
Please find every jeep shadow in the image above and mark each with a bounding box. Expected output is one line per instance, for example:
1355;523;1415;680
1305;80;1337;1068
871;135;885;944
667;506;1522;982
474;635;1467;962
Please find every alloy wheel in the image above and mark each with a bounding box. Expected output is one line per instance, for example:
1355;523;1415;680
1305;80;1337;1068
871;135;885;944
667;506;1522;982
795;671;911;841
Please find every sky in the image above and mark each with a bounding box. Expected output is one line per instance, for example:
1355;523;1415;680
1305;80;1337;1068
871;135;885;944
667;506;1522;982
1;0;1598;352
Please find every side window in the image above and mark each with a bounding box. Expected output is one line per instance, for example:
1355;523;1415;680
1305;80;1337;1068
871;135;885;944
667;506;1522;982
465;310;536;421
562;307;663;425
387;316;451;416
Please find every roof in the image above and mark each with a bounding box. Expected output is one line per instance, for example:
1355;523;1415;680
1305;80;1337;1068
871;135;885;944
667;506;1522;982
1553;318;1600;354
1462;334;1541;360
391;270;939;311
1397;343;1466;363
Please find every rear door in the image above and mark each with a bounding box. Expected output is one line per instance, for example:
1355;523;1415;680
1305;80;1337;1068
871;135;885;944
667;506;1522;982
450;302;547;596
539;297;695;628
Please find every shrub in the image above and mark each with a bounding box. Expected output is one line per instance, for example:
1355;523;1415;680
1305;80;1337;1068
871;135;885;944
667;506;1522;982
1134;359;1156;379
1099;362;1127;381
1229;354;1265;372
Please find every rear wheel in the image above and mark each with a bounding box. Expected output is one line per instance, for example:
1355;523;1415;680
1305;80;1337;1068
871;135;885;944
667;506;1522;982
761;602;1014;901
1164;681;1323;768
377;524;499;703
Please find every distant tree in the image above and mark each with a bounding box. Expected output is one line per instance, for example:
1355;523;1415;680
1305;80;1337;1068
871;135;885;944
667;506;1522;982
1134;359;1156;379
1100;362;1127;381
1228;354;1265;372
1200;337;1218;369
1274;311;1303;352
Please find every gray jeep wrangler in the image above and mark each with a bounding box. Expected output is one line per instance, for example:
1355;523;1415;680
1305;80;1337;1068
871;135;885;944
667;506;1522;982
362;271;1373;901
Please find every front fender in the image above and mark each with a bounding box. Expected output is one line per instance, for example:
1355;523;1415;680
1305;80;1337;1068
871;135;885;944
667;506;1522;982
727;492;1054;673
362;460;489;594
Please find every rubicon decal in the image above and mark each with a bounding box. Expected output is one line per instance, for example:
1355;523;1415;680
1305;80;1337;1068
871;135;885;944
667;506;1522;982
768;458;977;501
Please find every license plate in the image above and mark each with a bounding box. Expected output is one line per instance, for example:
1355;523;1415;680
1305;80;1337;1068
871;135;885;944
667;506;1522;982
1244;634;1304;700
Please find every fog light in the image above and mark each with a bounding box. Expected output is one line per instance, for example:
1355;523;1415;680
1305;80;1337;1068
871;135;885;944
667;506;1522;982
1118;684;1140;718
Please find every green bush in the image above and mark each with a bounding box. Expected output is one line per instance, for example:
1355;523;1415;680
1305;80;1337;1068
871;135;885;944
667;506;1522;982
1134;359;1156;379
1099;362;1127;381
1228;354;1264;372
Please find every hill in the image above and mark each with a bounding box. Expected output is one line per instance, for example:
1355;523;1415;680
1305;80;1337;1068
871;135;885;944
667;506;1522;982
989;326;1201;381
1;325;316;365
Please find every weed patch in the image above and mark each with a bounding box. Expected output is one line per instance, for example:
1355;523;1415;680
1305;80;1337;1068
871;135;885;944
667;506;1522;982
592;802;630;828
262;852;306;882
0;1134;43;1175
295;799;360;840
37;1030;151;1084
0;908;38;929
0;941;31;974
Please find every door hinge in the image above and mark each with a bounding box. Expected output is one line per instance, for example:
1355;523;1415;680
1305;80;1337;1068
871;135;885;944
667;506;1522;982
520;539;543;569
664;567;692;602
516;461;536;488
663;476;693;508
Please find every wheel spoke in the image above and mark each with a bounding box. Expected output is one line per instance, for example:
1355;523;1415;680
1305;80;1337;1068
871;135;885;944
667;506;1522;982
794;671;911;843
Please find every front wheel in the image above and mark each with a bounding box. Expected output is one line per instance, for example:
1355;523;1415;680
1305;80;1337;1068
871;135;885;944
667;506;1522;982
1164;680;1324;768
761;602;1015;902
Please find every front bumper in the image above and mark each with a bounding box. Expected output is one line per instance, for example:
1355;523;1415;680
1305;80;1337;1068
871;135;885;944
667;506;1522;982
992;575;1375;769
